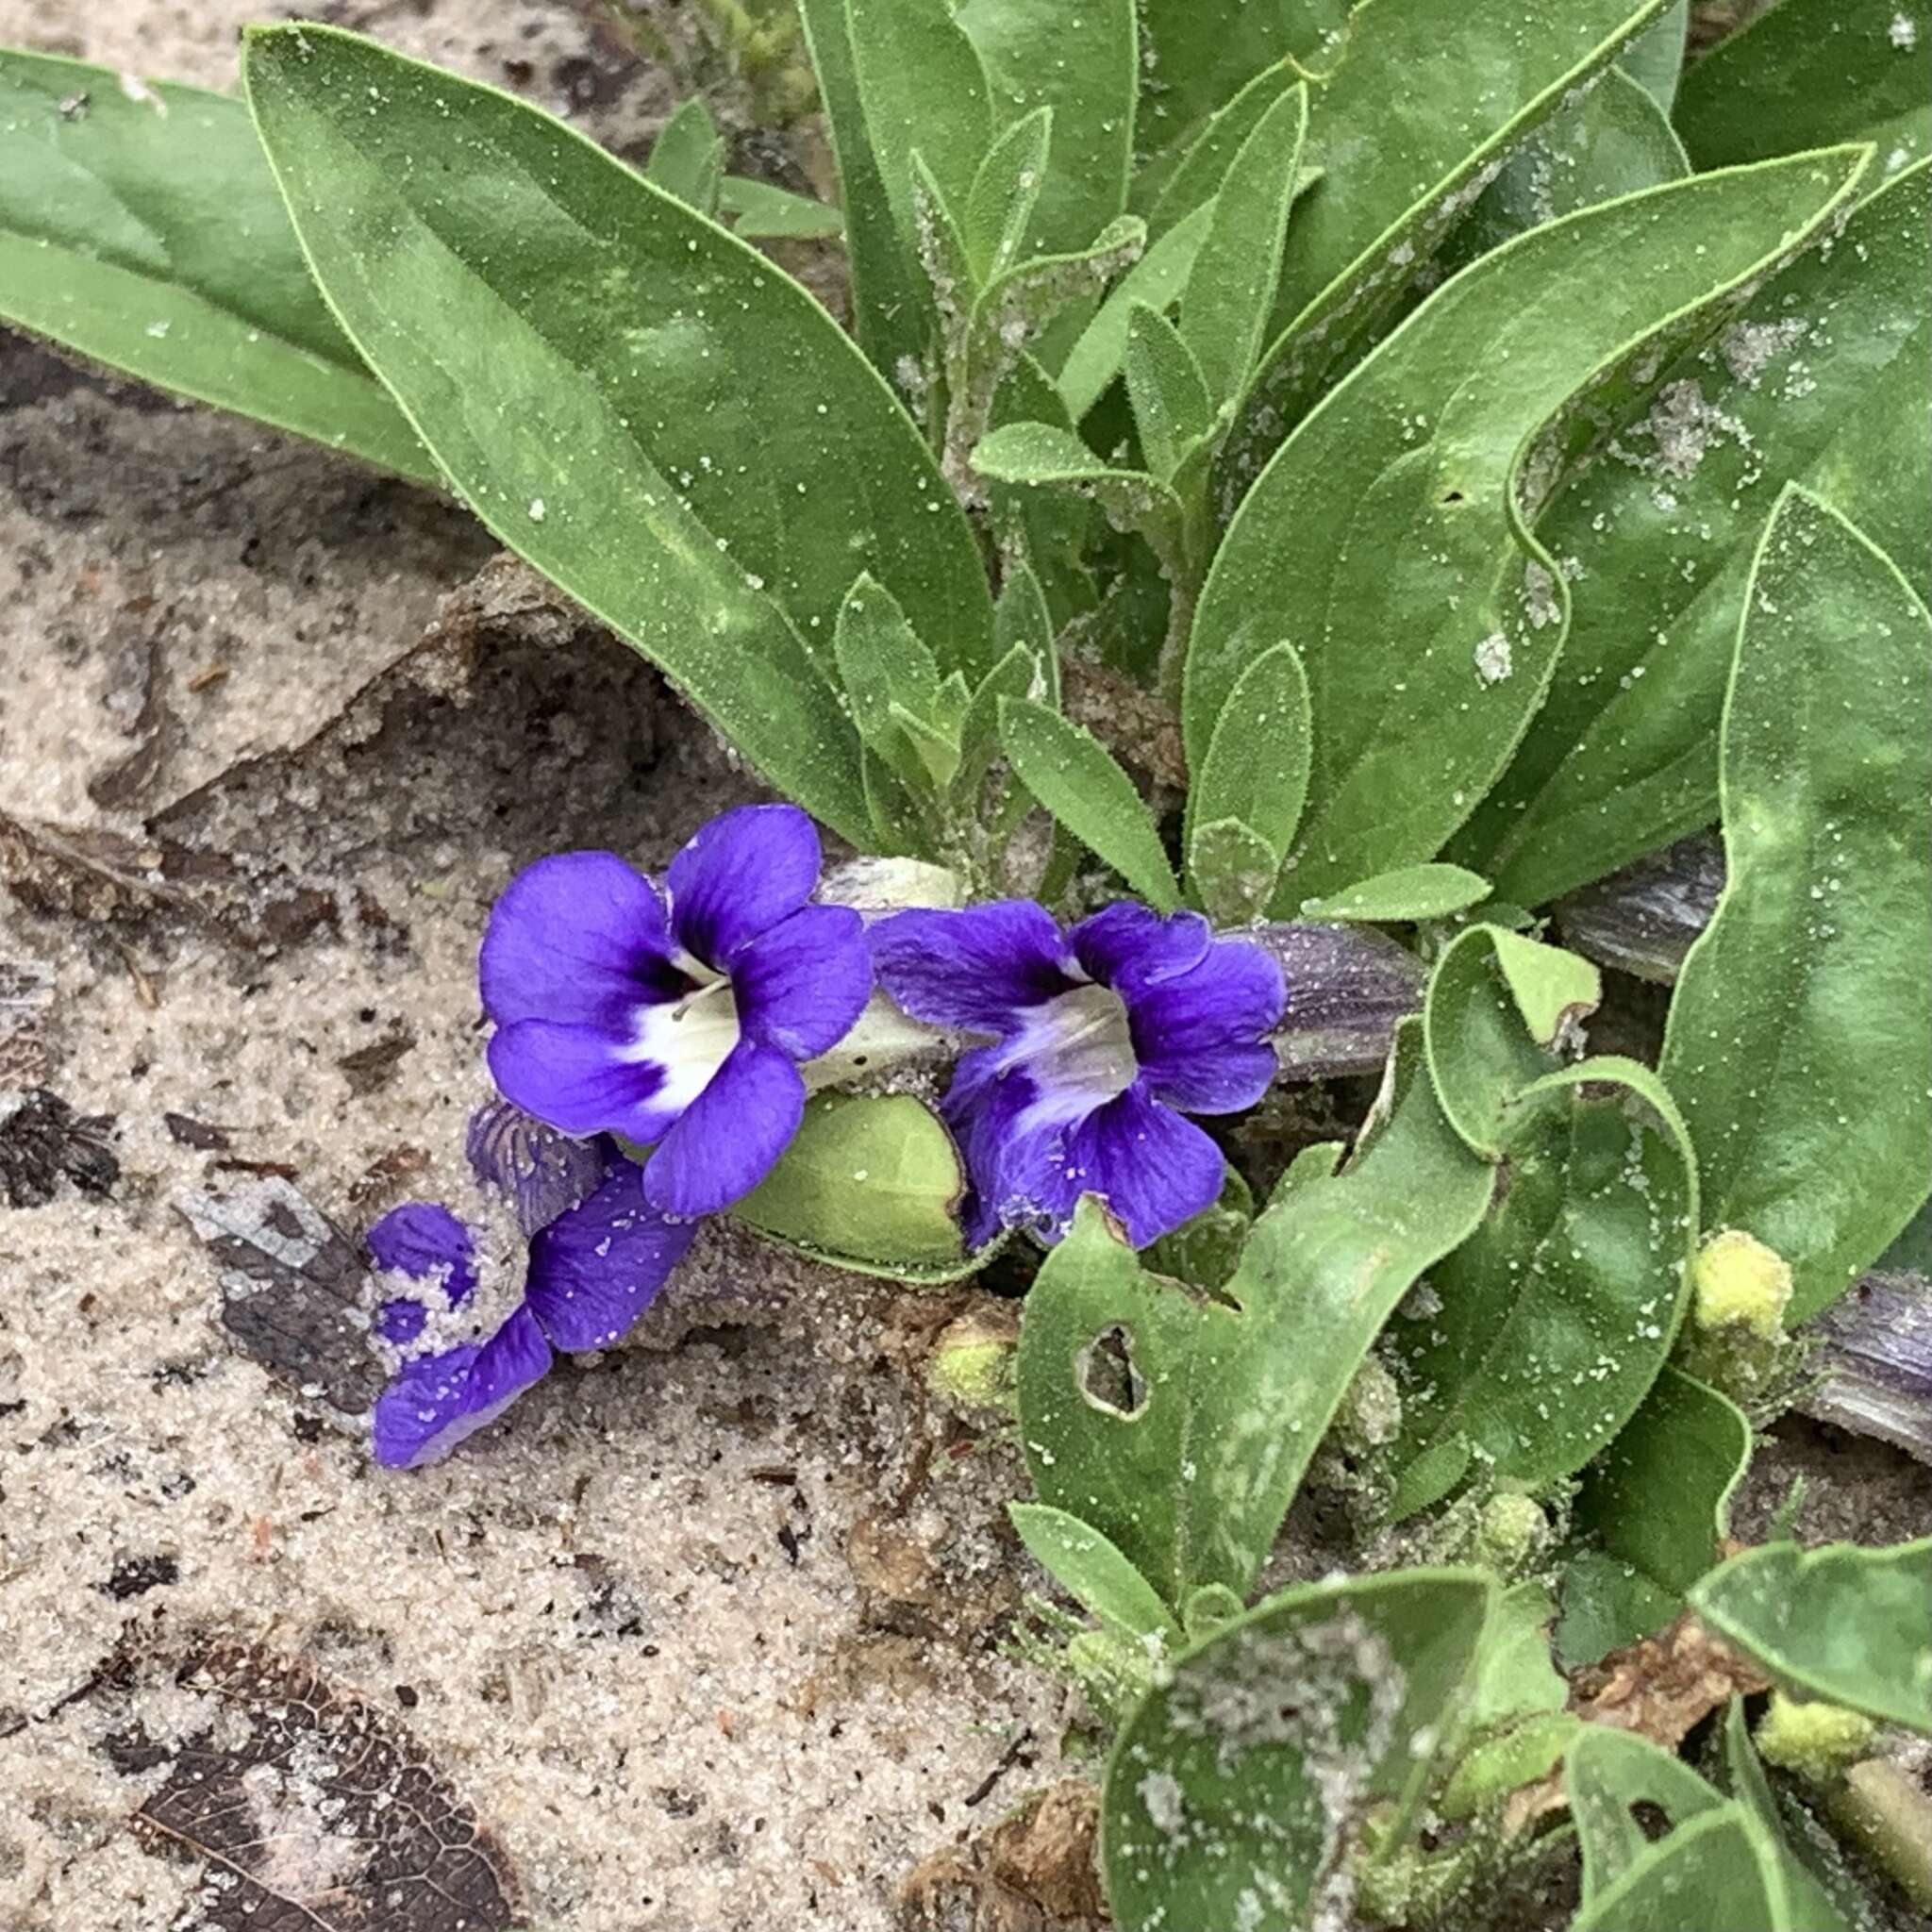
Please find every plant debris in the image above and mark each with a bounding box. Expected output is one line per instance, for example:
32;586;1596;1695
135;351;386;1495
175;1176;383;1421
0;1087;119;1207
129;1643;523;1932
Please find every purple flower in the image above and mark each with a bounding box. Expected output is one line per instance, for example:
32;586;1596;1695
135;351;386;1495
368;1102;698;1469
480;805;873;1217
871;900;1284;1249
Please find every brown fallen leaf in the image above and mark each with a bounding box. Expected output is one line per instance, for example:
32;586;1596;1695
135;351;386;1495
176;1175;383;1422
0;1088;119;1208
130;1643;524;1932
1567;1609;1770;1747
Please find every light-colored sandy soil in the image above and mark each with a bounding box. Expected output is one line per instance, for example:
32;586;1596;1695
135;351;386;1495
0;7;1068;1929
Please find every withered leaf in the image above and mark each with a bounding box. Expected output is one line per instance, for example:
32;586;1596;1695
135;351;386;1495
337;1025;416;1097
132;1644;523;1931
0;1087;119;1207
0;955;56;1088
176;1176;383;1419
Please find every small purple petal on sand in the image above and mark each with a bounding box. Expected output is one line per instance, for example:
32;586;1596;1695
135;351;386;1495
378;1297;428;1345
464;1100;611;1239
1071;903;1211;997
366;1202;477;1302
872;901;1073;1031
1131;938;1285;1114
525;1164;701;1351
487;1018;681;1144
667;804;820;968
733;905;873;1060
642;1038;805;1216
371;1304;553;1470
479;851;679;1030
1063;1086;1225;1248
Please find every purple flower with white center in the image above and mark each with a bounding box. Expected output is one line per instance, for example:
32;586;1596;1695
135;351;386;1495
368;1102;697;1469
871;900;1284;1249
481;805;873;1216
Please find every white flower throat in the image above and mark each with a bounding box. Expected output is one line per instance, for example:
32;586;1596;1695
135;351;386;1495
626;959;741;1110
1017;982;1139;1126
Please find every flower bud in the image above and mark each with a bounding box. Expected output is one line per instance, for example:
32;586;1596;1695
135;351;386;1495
1691;1228;1792;1341
1474;1492;1551;1574
926;1308;1018;1415
1755;1690;1876;1782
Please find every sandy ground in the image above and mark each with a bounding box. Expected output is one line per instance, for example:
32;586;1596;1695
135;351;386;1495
5;6;1928;1931
0;6;1068;1929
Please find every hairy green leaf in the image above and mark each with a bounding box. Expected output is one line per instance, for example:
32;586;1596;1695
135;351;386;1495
1659;489;1932;1322
1058;201;1213;421
716;175;843;241
1008;1501;1182;1643
246;25;997;846
1558;1366;1751;1665
1675;0;1930;171
1569;1724;1728;1903
1189;150;1868;900
1178;82;1307;408
997;697;1178;910
1189;641;1310;905
1295;864;1491;924
0;48;433;484
644;96;724;216
1390;1058;1698;1518
957;0;1137;257
961;105;1051;284
1224;0;1675;482
1123;304;1214;483
1472;158;1929;905
1690;1540;1932;1732
1103;1569;1491;1932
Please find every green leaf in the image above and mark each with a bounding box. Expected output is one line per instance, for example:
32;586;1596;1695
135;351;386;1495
1296;864;1491;924
997;697;1178;911
1184;1024;1496;1595
1134;3;1343;180
1441;1709;1579;1819
1188;149;1869;900
795;0;925;376
1423;925;1601;1162
1141;56;1301;241
1224;0;1678;479
717;175;843;240
1690;1540;1932;1733
1007;1502;1181;1643
644;96;724;216
1188;640;1310;908
1659;489;1932;1323
1568;1724;1728;1904
1470;158;1930;906
733;1091;966;1271
0;49;433;485
846;0;994;260
1187;818;1278;925
1723;1701;1860;1932
1143;1164;1255;1293
1675;0;1931;172
1441;1581;1573;1815
973;421;1185;566
1178;82;1307;408
1619;0;1689;109
1015;1197;1216;1607
1570;1806;1819;1932
961;104;1051;283
1123;304;1214;483
1389;1058;1699;1518
1058;201;1214;422
956;0;1138;257
1557;1366;1751;1665
1102;1569;1491;1932
245;24;998;847
833;573;952;801
1440;66;1689;269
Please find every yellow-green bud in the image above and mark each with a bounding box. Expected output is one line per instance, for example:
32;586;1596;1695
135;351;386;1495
926;1310;1017;1414
1692;1228;1792;1341
1475;1492;1550;1574
1337;1355;1403;1451
1755;1690;1876;1782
